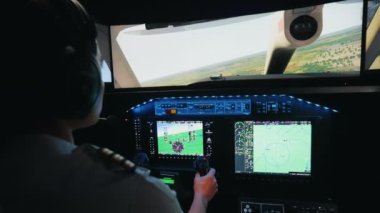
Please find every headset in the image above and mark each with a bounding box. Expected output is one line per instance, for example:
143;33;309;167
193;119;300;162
18;0;102;119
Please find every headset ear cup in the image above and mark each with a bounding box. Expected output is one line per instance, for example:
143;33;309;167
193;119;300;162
65;50;101;118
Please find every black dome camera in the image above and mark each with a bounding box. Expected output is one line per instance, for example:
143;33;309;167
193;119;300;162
264;5;323;74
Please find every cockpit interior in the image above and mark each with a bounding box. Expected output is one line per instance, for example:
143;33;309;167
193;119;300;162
11;0;379;212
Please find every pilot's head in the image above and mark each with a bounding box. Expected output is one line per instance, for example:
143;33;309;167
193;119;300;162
4;0;103;131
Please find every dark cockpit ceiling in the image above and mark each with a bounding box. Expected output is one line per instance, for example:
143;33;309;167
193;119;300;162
79;0;342;25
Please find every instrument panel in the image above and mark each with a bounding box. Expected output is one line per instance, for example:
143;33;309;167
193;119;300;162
126;93;338;212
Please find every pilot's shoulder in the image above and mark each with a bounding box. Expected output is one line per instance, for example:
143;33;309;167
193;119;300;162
73;144;144;175
71;145;181;211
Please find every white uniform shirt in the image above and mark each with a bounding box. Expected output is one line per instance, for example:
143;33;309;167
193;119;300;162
0;134;183;213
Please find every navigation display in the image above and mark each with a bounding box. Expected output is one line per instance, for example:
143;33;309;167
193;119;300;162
235;121;312;176
156;121;204;156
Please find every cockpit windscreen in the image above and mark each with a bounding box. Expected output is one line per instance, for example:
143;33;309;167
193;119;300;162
111;0;362;88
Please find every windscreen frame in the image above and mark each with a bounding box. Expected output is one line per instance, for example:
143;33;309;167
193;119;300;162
109;0;366;90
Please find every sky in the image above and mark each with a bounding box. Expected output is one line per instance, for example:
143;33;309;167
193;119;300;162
157;121;203;136
115;0;363;83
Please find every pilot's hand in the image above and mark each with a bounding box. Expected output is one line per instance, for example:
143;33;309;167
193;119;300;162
193;168;218;202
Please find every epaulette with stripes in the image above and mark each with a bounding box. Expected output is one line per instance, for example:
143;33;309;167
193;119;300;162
75;144;140;174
